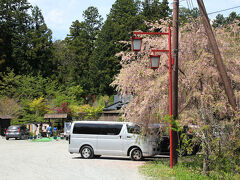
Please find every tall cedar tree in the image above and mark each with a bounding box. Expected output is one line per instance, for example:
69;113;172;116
25;6;53;77
60;7;103;96
142;0;171;22
89;0;144;96
0;0;31;73
0;0;53;77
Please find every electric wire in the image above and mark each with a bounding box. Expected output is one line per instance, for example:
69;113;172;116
190;0;195;10
171;1;240;17
207;5;240;15
186;0;191;10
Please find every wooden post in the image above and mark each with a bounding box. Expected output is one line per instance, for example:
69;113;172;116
172;0;179;166
197;0;237;110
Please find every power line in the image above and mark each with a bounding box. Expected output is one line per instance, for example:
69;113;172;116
208;5;240;15
189;0;194;9
186;0;191;10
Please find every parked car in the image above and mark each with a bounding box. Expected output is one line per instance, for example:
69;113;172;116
5;125;29;140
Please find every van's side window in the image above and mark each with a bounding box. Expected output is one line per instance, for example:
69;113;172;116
127;125;141;134
73;123;123;135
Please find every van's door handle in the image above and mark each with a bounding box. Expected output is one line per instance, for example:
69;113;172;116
127;136;132;138
119;135;122;139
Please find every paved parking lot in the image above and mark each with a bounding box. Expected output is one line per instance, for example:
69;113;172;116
0;138;146;180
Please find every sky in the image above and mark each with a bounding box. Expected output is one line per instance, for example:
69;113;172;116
28;0;240;40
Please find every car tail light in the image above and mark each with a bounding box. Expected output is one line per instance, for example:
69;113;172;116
18;128;21;133
6;129;8;134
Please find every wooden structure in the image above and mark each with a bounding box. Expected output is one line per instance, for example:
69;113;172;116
99;95;130;121
43;113;69;132
0;115;13;136
99;110;121;121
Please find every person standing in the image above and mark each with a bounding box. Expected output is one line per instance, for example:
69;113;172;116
46;125;52;138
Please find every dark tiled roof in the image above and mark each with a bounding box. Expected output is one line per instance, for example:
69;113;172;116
103;101;126;111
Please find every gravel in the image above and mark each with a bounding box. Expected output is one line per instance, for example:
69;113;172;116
0;137;146;180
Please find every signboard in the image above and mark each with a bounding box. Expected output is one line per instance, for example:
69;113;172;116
64;122;71;136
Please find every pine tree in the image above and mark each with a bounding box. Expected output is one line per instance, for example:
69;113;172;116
0;0;31;73
54;6;103;97
24;6;53;76
0;1;53;76
142;0;171;22
89;0;144;95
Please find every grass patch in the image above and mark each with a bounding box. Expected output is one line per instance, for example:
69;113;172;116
140;155;240;180
31;137;59;142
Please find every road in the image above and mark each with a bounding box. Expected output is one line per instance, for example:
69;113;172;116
0;137;146;180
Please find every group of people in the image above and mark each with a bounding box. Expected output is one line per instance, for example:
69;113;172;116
46;125;58;137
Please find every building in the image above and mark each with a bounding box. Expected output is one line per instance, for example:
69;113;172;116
0;115;13;136
99;95;131;121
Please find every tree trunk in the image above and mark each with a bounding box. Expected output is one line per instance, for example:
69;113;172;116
203;145;209;175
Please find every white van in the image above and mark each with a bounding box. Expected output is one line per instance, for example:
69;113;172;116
68;121;159;161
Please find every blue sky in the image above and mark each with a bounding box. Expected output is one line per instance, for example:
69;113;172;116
28;0;240;40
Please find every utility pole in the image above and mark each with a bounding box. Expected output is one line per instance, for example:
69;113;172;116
172;0;179;167
197;0;237;110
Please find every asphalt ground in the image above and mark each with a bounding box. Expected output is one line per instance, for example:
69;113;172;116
0;137;149;180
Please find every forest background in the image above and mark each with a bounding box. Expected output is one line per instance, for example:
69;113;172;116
1;0;238;124
0;0;173;123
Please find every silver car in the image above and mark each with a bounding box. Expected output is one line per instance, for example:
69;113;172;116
6;125;29;140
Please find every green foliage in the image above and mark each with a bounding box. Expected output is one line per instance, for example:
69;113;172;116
0;69;21;98
0;0;53;76
71;104;104;120
89;0;147;95
0;0;31;73
15;98;48;124
161;114;195;157
59;6;103;96
52;84;84;107
179;7;200;24
0;69;58;100
0;0;173;100
141;0;171;22
23;6;53;77
213;12;240;28
94;95;114;107
53;93;75;107
29;97;50;115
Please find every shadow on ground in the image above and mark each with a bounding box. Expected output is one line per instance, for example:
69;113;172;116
72;155;170;162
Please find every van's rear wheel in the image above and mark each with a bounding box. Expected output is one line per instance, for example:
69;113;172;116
80;146;94;159
130;148;143;161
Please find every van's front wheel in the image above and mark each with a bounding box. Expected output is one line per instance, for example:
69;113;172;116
80;146;94;159
130;148;143;161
